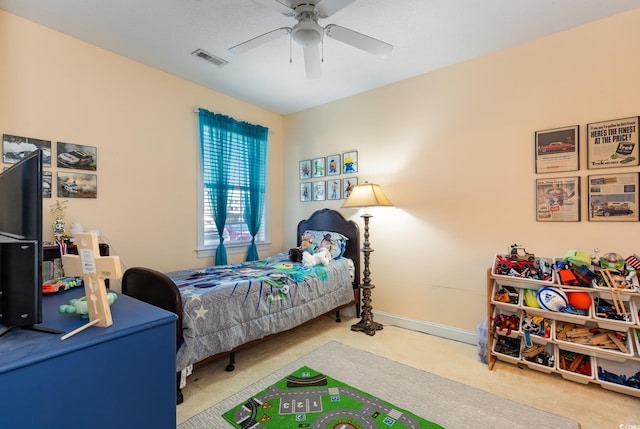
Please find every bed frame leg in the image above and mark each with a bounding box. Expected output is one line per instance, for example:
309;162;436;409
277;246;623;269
335;310;341;323
225;352;236;372
176;372;183;405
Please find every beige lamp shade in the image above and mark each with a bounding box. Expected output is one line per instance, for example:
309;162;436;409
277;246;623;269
341;182;393;208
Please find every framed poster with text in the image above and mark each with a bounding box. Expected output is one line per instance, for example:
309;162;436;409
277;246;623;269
536;176;580;222
587;172;639;221
535;125;579;173
587;116;639;169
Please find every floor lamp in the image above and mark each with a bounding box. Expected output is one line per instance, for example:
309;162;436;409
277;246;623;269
341;182;394;336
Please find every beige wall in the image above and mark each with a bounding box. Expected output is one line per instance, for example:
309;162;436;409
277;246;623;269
0;10;285;289
283;9;640;336
3;9;640;339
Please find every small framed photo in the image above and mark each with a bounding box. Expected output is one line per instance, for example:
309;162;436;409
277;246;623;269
300;182;311;202
57;142;97;171
43;171;52;198
299;160;311;180
57;171;97;199
343;177;358;199
342;151;358;174
535;177;580;222
327;154;341;176
535;125;579;173
587;116;639;169
588;172;639;221
312;157;325;177
3;134;52;167
327;179;341;200
313;181;325;201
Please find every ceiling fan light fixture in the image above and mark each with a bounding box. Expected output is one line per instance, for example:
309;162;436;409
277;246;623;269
291;20;322;47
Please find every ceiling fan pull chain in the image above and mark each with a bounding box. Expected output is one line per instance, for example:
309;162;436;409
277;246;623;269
289;34;293;63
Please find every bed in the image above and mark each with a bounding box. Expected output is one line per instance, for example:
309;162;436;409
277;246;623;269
122;208;360;401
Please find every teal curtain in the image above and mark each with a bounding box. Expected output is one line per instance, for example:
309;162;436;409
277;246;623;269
199;108;232;265
198;108;268;264
241;126;268;261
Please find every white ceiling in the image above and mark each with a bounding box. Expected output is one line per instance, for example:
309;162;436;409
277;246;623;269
1;0;638;114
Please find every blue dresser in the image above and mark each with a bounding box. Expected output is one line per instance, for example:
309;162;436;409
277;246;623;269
0;288;177;429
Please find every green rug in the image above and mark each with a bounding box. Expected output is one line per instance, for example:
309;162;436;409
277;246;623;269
222;365;443;429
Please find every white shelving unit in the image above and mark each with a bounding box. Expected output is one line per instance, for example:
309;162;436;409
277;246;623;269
487;259;640;398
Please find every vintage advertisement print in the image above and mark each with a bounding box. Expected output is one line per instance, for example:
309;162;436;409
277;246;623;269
535;125;579;173
536;177;580;221
588;172;639;221
587;116;639;169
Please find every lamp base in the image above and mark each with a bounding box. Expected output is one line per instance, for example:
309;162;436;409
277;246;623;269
350;319;383;336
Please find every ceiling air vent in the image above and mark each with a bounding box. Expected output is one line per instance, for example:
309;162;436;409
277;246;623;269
191;49;228;67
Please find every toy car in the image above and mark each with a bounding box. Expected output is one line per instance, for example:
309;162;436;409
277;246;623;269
42;277;83;294
508;244;535;262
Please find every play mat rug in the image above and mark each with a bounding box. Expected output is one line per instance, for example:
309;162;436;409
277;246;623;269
222;365;444;429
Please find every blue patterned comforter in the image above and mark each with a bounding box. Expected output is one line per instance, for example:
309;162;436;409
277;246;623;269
166;251;354;371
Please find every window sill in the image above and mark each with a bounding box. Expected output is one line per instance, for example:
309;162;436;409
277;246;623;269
196;241;272;259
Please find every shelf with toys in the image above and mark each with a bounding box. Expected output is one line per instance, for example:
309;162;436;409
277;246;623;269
487;244;640;398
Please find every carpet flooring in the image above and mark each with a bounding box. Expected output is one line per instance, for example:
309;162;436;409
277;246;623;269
178;341;580;429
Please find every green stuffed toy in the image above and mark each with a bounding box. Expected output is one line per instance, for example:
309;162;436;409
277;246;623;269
59;292;118;318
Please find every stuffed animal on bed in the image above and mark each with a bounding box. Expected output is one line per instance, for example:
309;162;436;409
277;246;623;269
288;247;303;262
303;247;332;266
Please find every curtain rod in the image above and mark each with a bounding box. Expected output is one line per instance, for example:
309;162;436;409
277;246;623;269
193;109;274;134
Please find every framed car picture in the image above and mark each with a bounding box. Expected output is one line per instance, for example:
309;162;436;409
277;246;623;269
535;177;580;222
534;125;579;173
587;172;639;221
587;116;639;169
3;134;52;167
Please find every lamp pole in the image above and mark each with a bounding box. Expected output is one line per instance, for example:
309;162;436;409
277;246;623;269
350;213;383;336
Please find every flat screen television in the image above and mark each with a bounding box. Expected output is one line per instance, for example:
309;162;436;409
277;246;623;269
0;149;56;336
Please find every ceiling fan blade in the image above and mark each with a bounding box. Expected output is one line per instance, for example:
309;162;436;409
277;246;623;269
251;0;295;16
302;44;322;80
325;24;393;58
229;27;291;54
315;0;357;18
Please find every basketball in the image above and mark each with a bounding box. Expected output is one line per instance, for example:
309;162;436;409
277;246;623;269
536;287;568;312
567;291;592;310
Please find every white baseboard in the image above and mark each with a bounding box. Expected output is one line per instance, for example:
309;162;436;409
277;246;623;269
337;306;478;346
373;310;478;346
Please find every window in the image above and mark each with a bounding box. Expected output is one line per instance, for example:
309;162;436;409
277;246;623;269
197;109;269;262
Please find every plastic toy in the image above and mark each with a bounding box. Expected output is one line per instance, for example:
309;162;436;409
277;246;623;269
59;293;118;318
599;252;625;270
558;268;579;286
524;289;541;308
567;291;592;310
508;244;535;262
536;287;568;312
494;286;518;304
563;250;592;267
42;277;83;294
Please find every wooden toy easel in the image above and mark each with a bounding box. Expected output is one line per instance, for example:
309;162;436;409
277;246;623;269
60;233;122;340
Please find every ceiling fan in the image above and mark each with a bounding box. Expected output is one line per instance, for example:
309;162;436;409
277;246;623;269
229;0;393;79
